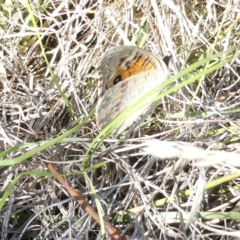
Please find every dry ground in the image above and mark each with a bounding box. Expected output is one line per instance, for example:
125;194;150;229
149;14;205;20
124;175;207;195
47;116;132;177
0;0;240;239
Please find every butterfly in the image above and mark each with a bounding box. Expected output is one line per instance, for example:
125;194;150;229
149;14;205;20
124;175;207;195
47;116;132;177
96;46;170;134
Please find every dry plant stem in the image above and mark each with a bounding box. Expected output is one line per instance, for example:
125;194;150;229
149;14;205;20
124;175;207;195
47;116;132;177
42;160;129;240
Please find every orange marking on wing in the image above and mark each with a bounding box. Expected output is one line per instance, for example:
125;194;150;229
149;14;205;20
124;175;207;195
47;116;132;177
106;57;156;89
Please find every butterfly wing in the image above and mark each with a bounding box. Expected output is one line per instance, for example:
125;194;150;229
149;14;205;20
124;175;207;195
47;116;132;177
98;46;166;97
96;69;169;133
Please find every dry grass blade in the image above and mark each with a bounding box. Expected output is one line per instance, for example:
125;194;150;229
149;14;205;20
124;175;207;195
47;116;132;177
0;0;240;239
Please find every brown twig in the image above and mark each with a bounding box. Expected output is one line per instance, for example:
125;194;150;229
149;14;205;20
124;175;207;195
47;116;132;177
42;160;129;240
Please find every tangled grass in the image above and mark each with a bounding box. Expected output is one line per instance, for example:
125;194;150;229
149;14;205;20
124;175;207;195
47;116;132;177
0;0;240;239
